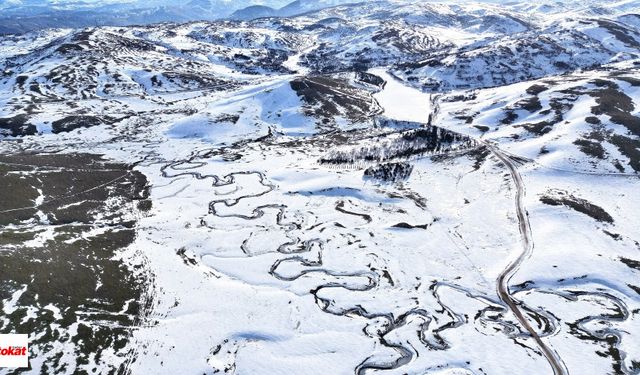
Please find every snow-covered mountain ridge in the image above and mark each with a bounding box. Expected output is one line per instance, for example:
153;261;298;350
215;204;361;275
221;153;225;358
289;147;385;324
2;0;638;173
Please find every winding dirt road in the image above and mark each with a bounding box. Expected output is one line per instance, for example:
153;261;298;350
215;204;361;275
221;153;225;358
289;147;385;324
489;144;568;375
375;73;569;374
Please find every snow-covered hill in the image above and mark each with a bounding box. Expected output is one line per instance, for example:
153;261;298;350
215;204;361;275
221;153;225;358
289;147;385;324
1;1;639;375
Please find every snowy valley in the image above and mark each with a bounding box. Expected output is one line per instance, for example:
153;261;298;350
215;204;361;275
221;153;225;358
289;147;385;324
0;1;639;374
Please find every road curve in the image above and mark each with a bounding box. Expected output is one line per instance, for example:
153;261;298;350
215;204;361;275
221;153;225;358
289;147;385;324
489;145;568;375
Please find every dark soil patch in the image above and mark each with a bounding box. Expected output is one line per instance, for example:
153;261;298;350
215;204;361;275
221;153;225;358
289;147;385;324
526;84;548;95
391;222;430;230
574;139;606;159
356;71;385;88
213;113;240;124
0;152;152;373
163;71;228;89
617;76;640;87
514;96;543;112
520;121;553;135
597;20;640;48
467;146;491;171
51;115;115;134
55;43;84;54
620;257;640;271
589;80;640;136
501;111;518;125
585;116;601;125
610;134;640;172
290;75;379;125
585;79;640;171
540;191;613;223
0;114;37;136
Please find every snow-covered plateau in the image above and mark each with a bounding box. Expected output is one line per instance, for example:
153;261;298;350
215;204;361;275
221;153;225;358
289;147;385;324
0;0;639;374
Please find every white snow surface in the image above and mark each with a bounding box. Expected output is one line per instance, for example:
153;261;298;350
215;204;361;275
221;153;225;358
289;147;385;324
0;1;639;374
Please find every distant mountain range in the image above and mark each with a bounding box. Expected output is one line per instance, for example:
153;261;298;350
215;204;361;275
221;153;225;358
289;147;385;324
231;0;356;20
1;0;580;34
0;0;316;34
